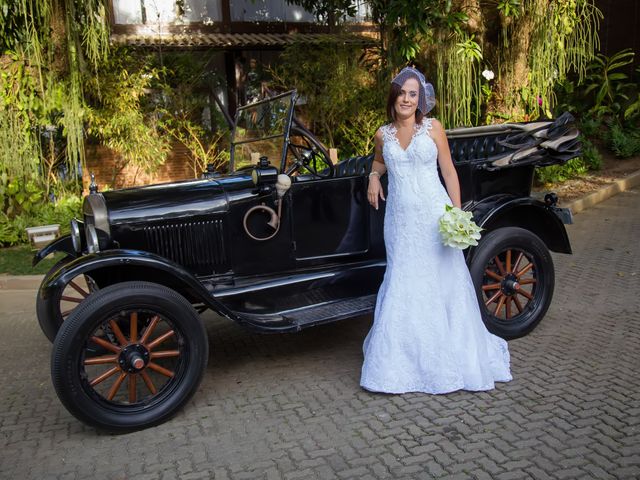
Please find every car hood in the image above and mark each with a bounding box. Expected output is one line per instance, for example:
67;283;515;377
103;174;254;225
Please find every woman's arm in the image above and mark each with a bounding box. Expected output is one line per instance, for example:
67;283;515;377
368;129;387;210
430;119;461;208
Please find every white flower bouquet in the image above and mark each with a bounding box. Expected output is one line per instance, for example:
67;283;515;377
438;205;482;249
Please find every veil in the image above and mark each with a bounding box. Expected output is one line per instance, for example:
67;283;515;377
391;67;436;115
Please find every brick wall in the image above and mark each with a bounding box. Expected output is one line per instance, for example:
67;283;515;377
83;141;202;191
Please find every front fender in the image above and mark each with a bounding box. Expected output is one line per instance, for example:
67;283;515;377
33;235;77;266
39;249;240;321
473;195;572;254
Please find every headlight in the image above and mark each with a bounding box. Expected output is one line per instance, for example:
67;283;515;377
83;193;111;250
251;158;278;186
86;224;99;253
70;218;81;253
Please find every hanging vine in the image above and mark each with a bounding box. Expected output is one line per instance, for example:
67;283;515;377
0;0;110;191
0;54;41;181
434;32;483;128
374;0;601;126
525;0;601;118
484;0;601;121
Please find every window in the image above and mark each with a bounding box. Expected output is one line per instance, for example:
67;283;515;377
111;0;370;25
112;0;222;25
229;0;314;22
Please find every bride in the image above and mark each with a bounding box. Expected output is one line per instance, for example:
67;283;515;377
361;67;512;394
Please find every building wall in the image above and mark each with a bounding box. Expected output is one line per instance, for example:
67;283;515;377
83;142;200;191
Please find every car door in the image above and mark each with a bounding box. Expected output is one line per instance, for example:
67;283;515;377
289;175;370;263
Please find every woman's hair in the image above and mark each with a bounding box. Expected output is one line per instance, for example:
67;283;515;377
386;81;425;124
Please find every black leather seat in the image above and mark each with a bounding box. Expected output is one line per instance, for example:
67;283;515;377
334;154;375;177
332;132;529;177
448;135;512;164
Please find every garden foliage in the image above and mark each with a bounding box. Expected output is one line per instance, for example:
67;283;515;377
535;137;602;185
0;3;230;246
0;0;636;246
544;48;640;182
270;42;386;158
367;0;601;128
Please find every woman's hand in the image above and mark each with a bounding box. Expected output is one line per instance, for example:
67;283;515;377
368;131;387;210
368;175;386;210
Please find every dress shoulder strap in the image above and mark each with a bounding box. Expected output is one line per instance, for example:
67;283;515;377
380;124;398;145
419;118;433;136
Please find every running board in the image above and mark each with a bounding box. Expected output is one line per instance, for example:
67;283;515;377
230;294;377;332
283;294;376;329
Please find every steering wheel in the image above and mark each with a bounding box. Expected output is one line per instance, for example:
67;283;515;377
286;126;335;178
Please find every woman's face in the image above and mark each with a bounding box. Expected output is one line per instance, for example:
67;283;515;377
394;77;420;120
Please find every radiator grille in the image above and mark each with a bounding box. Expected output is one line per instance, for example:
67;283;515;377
143;220;227;270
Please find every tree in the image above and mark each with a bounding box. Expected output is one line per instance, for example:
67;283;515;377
371;0;602;126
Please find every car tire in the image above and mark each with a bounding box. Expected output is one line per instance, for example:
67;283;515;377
36;257;98;343
51;281;208;432
469;227;555;339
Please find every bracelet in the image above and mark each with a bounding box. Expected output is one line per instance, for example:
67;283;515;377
369;170;381;178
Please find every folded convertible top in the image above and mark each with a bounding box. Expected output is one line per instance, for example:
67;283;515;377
445;112;582;171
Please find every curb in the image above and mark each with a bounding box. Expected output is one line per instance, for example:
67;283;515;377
2;169;640;291
563;169;640;215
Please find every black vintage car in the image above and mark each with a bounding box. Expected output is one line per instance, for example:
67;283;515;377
34;91;577;430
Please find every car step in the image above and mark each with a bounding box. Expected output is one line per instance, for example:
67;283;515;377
282;294;377;328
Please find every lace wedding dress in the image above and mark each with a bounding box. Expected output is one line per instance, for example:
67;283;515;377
360;120;512;394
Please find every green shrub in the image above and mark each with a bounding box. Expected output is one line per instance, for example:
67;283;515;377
580;137;603;170
0;213;22;245
582;49;635;119
552;51;640;160
535;136;601;184
0;193;82;247
608;124;640;158
536;157;588;184
270;42;385;153
336;108;386;158
578;116;606;140
0;175;44;217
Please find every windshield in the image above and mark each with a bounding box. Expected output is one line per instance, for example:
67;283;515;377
230;91;296;172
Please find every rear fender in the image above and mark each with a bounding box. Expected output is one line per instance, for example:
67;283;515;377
39;249;239;321
472;196;572;255
33;235;77;266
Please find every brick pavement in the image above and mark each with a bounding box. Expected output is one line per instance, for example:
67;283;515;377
0;188;638;479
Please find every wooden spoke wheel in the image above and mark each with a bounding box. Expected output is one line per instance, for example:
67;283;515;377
36;257;99;342
51;282;208;432
470;227;554;339
482;249;537;319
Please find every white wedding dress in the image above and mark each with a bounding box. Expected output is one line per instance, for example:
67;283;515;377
360;120;512;394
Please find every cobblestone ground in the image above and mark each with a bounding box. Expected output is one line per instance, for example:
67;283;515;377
1;188;638;480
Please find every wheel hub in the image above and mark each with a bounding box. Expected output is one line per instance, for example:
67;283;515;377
501;274;521;296
118;344;150;373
